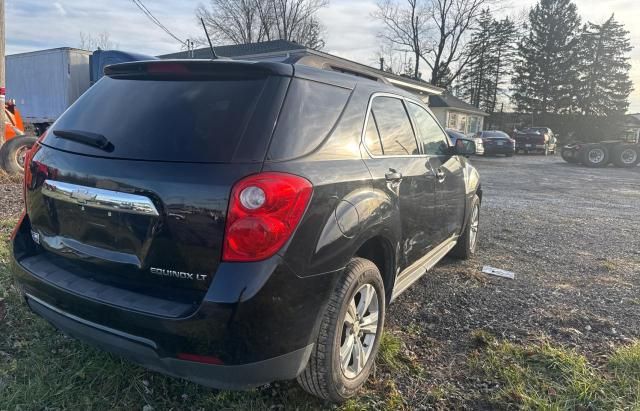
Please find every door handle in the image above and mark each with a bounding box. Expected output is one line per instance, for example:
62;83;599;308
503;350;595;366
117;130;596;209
436;169;446;182
385;170;403;182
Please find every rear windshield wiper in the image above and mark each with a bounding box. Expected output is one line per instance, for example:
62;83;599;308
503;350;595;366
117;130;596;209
53;130;114;152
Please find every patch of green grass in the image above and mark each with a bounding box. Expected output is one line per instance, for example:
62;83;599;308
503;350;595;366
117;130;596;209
377;332;404;371
471;331;640;410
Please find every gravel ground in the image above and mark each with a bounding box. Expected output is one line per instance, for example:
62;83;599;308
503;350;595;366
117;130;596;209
386;154;640;408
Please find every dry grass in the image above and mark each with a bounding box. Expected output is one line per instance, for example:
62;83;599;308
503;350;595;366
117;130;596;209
0;169;22;184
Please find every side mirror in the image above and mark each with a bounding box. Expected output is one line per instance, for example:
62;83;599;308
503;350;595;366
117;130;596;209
455;138;476;156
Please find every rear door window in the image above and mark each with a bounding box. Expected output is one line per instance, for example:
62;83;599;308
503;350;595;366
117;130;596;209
370;97;419;156
407;103;450;155
45;75;285;163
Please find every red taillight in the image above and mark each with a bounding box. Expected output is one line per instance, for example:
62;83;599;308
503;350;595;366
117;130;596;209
223;172;313;262
177;353;224;365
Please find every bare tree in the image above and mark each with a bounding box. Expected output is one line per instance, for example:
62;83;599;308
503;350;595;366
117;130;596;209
196;0;328;49
374;0;428;79
79;31;116;50
374;0;495;87
268;0;328;48
196;0;271;44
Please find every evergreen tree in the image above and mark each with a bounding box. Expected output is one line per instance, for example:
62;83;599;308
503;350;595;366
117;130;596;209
458;10;494;110
457;11;517;113
576;15;633;116
512;0;582;114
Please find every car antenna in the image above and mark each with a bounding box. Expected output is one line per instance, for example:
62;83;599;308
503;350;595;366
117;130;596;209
200;18;218;60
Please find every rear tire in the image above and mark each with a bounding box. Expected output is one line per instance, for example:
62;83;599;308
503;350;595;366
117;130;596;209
579;144;609;168
611;145;639;168
297;258;385;403
450;194;480;260
0;136;37;174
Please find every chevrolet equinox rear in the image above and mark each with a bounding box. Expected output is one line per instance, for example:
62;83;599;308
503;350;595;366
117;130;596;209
10;59;482;402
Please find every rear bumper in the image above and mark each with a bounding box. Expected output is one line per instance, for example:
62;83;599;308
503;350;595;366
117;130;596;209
26;294;313;389
11;216;339;388
485;145;515;154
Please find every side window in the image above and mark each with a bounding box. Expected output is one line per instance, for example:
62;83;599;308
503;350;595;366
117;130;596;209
370;97;419;156
407;103;450;156
364;112;383;156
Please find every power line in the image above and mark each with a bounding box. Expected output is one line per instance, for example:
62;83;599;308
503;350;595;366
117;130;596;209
131;0;186;46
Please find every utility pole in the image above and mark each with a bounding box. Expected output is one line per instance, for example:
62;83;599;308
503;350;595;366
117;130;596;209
0;0;5;146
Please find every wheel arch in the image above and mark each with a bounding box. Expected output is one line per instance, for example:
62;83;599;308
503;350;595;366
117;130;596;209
352;234;397;303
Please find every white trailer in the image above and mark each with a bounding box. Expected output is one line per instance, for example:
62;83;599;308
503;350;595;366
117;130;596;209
6;48;92;132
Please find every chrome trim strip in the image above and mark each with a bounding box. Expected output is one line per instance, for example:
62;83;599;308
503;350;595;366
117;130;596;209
391;235;459;302
41;180;159;217
25;293;158;349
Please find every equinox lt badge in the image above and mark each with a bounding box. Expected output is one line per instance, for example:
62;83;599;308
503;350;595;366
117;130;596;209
150;267;208;281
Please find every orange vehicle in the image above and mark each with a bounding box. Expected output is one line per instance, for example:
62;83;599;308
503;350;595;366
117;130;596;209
1;101;38;174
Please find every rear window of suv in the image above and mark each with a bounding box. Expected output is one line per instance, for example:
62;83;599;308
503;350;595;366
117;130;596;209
45;76;284;163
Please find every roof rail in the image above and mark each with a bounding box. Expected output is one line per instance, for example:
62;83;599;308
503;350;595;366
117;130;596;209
288;54;389;84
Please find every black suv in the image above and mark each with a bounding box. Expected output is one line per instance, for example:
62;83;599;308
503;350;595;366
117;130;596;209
10;59;481;402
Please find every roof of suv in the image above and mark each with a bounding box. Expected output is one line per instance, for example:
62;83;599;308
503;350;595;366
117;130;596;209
105;58;424;103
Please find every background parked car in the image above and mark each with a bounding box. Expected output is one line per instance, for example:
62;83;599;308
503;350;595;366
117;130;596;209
475;130;515;157
446;128;484;155
513;127;557;155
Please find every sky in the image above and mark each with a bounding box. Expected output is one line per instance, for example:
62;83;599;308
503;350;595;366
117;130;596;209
6;0;640;113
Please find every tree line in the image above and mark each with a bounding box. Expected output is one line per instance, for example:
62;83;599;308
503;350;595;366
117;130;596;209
194;0;634;126
375;0;633;122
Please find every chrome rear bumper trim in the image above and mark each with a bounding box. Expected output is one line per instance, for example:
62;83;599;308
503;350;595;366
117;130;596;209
41;180;159;217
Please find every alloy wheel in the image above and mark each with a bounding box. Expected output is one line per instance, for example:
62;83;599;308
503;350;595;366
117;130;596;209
340;284;380;379
469;203;479;252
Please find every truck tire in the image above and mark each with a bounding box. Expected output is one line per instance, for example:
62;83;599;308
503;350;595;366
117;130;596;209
0;136;37;174
561;147;579;163
297;258;385;403
579;144;609;168
450;194;480;259
611;145;640;168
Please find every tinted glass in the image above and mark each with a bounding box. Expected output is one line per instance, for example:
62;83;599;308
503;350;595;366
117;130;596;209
47;76;275;162
370;97;418;156
268;78;351;160
364;113;383;156
407;103;449;155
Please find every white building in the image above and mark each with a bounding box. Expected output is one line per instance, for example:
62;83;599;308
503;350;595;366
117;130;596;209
429;93;490;135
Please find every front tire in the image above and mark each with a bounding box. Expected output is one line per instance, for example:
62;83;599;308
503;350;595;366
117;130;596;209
450;194;480;259
297;258;385;403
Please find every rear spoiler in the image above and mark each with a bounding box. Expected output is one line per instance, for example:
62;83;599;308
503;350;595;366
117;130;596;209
104;60;294;80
